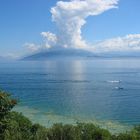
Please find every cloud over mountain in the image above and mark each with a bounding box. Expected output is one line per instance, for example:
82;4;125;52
41;32;57;49
23;43;40;52
24;0;140;57
92;34;140;53
51;0;118;49
24;0;119;52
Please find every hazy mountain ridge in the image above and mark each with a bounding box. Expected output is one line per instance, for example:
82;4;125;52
21;48;98;60
0;56;7;60
21;48;140;60
0;56;16;61
100;51;140;58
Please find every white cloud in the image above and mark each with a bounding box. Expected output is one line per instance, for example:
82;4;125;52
23;32;57;52
23;43;40;52
23;1;140;55
91;34;140;53
51;0;118;49
41;32;57;49
23;0;119;53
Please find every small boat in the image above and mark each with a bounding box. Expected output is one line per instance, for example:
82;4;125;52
108;80;121;83
115;87;124;90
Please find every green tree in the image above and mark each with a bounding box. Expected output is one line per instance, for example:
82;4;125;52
0;90;17;139
0;90;17;119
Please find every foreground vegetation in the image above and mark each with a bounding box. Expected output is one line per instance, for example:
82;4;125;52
1;90;140;140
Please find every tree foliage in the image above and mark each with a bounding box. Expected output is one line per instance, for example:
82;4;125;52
1;90;140;140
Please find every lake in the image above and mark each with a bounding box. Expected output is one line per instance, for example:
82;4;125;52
0;58;140;132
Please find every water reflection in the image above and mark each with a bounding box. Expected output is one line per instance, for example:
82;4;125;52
0;59;140;126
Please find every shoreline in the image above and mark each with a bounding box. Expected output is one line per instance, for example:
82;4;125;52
13;105;132;134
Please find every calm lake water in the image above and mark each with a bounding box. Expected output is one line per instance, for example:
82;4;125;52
0;58;140;131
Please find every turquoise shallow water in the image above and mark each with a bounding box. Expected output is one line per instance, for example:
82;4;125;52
0;58;140;132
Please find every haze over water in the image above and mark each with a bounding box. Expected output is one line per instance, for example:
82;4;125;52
0;58;140;132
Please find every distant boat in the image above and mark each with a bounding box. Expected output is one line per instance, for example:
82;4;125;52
107;80;121;83
115;87;124;90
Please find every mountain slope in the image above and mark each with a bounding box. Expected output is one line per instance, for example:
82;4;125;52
22;48;96;60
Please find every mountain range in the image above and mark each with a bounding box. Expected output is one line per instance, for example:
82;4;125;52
21;48;140;60
22;48;98;60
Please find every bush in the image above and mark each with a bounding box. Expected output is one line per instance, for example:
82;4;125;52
0;90;17;119
0;91;17;139
1;90;140;140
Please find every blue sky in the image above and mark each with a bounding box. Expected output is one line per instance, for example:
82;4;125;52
0;0;140;57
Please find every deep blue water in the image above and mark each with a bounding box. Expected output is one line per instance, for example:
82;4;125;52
0;59;140;126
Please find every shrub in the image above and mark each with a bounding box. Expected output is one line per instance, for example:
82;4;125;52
0;90;17;119
1;90;140;140
0;91;17;139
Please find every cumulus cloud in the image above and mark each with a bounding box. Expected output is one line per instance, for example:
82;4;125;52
23;32;57;52
24;0;119;53
41;32;57;49
92;34;140;53
51;0;118;49
24;0;140;55
23;43;40;52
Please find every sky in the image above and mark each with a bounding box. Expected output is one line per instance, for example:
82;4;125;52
0;0;140;57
